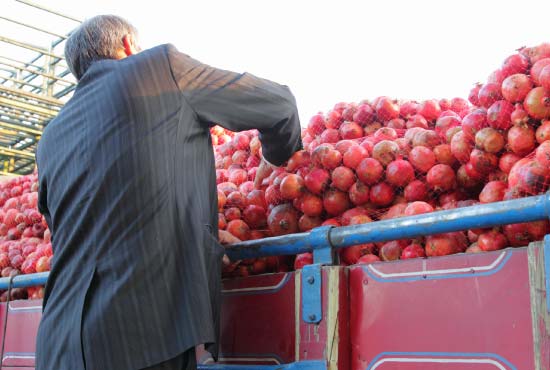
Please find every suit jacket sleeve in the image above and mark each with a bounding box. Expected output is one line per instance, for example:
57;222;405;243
166;44;302;166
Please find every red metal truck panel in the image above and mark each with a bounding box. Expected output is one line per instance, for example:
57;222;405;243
350;248;534;370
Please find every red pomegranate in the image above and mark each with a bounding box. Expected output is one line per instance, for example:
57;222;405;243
268;204;299;236
331;166;356;191
408;146;436;173
349;181;370;206
304;168;330;195
433;144;456;166
323;189;351;216
280;174;305;200
478;83;503;108
404;180;428;202
536;120;550;143
487;100;514;130
524;87;550;119
356;158;384;185
479;181;507;203
226;219;250;240
243;205;267;229
372;140;399;166
535;140;550;167
401;243;426;259
300;193;323;217
478;230;507;251
385;160;415;187
501;74;533;103
469;149;498;175
404;201;434;216
369;182;395;207
474;127;505;153
427;164;456;192
507;124;536;156
343;145;369;169
499;153;522;174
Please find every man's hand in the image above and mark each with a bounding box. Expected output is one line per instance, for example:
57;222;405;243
218;230;241;245
254;156;277;189
218;230;241;266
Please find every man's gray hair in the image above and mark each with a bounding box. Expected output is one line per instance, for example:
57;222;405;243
64;15;138;80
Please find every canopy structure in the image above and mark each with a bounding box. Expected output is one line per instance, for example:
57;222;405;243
0;0;80;175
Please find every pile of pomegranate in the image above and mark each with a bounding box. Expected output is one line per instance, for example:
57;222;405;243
2;44;550;299
0;173;51;300
215;42;550;277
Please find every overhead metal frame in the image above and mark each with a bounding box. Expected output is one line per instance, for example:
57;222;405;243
0;0;80;175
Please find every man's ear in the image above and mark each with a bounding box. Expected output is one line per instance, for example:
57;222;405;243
122;34;139;57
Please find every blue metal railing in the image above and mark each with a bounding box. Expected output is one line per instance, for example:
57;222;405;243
0;193;549;290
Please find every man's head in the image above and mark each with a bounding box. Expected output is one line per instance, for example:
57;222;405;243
64;15;141;80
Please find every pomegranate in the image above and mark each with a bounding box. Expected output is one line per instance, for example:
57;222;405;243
300;193;323;217
450;131;474;164
224;207;241;221
499;152;522;174
265;185;283;205
477;230;507;251
298;214;323;232
340;244;372;265
461;109;488;140
475;127;505;153
375;97;400;121
385;160;415;187
325;110;343;129
268;204;299;236
536;120;550;143
401;243;426;259
501;54;529;77
400;101;419;118
535;140;550;167
304;168;330;195
487;100;514;130
320;129;340;144
353;104;375;125
468;83;482;105
412;130;440;148
246;190;267;209
321;149;343;169
531;58;550;85
294;253;313;270
349;181;370;206
425;234;456;256
217;190;226;211
417;99;441;121
504;221;550;246
427;164;456;192
372;140;399;166
433;144;456;166
406;114;429;129
331;166;356;191
478;83;503;108
339;122;363;140
387;118;406;129
226;191;246;210
307;114;326;136
356;158;384;185
374;127;398;143
511;104;529;126
323;189;351;216
404;180;428;202
226;219;250;240
218;213;227;229
286;150;311;172
341;208;371;226
343;145;369;169
357;254;381;264
469;149;498;175
342;105;358;121
539;65;550;91
369;182;395;207
507;124;536;156
524;87;550;119
508;158;549;194
479;181;507;203
280;174;305;200
404;201;434;216
501;74;533;103
243;205;267;229
408;146;436;173
435;115;461;141
334;140;356;155
376;241;401;262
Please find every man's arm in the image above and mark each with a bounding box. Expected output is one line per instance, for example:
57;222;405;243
167;45;302;166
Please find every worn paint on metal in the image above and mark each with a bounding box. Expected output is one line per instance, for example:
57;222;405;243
302;264;322;324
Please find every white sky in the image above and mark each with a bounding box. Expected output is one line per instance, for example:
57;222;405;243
3;0;550;125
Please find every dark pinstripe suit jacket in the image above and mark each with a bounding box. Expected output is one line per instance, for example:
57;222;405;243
35;44;302;370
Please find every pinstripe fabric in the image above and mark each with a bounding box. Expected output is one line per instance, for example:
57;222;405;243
35;44;302;370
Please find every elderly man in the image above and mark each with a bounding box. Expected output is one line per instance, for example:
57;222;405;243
35;15;302;370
